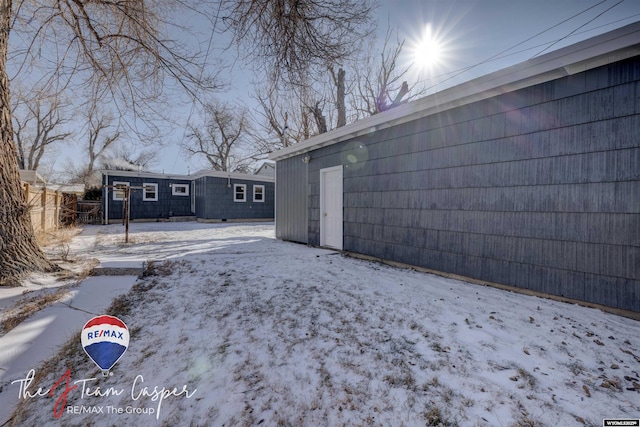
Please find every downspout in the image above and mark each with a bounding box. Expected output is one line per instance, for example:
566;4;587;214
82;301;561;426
104;171;109;225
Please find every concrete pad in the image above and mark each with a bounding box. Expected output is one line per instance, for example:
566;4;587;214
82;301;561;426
67;276;138;313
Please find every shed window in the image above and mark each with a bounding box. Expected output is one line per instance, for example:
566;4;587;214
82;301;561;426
172;183;189;196
253;185;265;202
143;183;158;201
234;184;246;202
113;181;129;201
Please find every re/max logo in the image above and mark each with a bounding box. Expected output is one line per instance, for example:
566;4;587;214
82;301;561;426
86;330;124;340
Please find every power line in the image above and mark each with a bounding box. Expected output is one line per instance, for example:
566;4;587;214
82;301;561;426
418;0;627;93
531;0;626;58
412;12;640;89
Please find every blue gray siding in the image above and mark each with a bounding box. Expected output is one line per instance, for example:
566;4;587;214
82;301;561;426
104;175;192;220
275;157;309;243
104;173;274;222
194;176;274;220
280;56;640;312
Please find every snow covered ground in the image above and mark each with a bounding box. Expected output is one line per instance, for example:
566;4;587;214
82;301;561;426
3;222;640;426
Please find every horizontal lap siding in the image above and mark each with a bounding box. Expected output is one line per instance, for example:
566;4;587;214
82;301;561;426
107;175;274;222
309;56;640;312
106;176;192;220
199;177;274;220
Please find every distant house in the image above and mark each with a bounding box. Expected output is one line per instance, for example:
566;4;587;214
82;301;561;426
269;23;640;313
254;161;275;177
101;170;274;223
19;169;48;187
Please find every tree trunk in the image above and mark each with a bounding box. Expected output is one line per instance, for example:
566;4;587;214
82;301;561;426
0;0;57;285
336;68;346;128
310;101;327;134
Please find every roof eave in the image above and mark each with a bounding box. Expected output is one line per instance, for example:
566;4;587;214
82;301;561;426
269;21;640;162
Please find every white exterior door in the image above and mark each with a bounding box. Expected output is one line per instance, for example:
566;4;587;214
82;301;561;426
320;166;343;250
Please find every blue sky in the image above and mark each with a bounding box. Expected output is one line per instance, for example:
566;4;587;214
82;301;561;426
49;0;640;178
380;0;639;88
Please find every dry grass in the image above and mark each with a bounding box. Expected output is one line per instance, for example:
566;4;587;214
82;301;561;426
0;227;97;336
39;226;99;279
8;331;86;427
36;227;83;260
510;417;543;427
423;406;455;426
142;260;180;277
107;278;161;319
0;288;71;336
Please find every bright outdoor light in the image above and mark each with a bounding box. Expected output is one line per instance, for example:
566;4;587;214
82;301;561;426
412;25;443;70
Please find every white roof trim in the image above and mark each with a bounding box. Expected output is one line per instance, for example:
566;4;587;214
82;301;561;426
191;169;274;182
100;169;274;183
269;21;640;161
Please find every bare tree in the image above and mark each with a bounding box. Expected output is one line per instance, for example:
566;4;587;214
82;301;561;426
309;100;329;134
331;67;347;128
183;101;251;172
84;104;122;177
250;25;424;156
12;86;72;171
222;0;376;88
311;66;347;134
249;83;316;158
354;27;420;116
0;0;216;284
67;102;122;187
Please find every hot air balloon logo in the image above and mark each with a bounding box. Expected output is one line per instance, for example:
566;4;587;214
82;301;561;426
81;315;129;375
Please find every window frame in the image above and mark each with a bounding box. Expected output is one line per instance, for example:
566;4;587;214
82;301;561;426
172;183;189;196
253;185;265;202
143;182;158;202
112;181;130;201
234;184;246;202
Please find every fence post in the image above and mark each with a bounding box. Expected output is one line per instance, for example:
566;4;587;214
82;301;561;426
55;191;61;230
41;187;47;232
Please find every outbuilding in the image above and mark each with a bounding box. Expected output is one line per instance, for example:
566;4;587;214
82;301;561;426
101;170;274;223
269;22;640;313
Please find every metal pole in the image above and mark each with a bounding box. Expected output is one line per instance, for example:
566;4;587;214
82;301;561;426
125;187;130;243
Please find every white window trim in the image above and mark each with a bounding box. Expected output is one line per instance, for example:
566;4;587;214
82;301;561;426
172;183;189;196
253;185;265;202
234;184;246;202
143;182;158;201
113;181;130;201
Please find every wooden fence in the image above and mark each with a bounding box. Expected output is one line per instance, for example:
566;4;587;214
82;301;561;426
23;183;63;234
76;200;102;225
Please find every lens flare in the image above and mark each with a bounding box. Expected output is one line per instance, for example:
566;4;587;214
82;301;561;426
412;25;443;70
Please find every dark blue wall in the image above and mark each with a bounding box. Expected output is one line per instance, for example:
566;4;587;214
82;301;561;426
194;176;274;220
277;55;640;312
104;173;274;222
104;175;192;221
